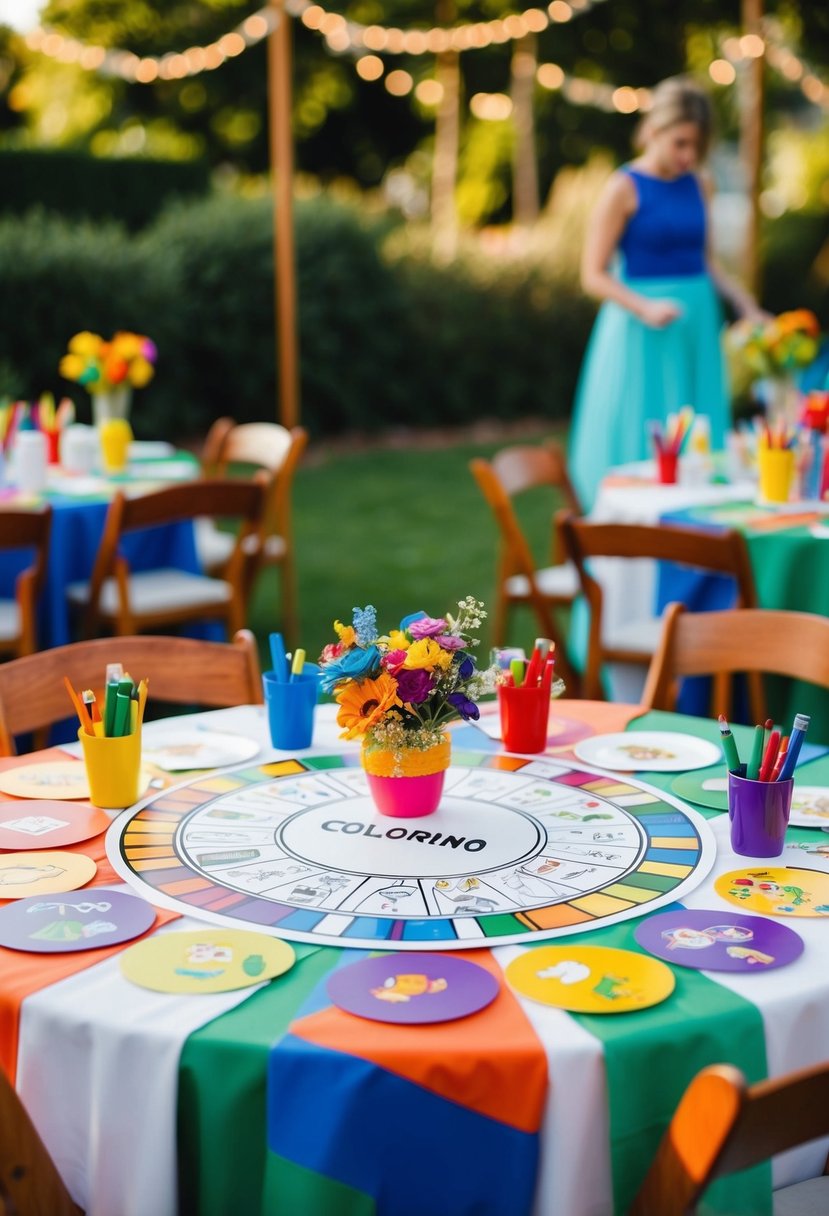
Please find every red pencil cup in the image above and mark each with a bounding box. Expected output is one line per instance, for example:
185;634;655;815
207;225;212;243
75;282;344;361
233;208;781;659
656;449;679;485
497;683;549;753
728;771;793;859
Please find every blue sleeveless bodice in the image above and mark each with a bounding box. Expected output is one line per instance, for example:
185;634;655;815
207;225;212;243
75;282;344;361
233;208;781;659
618;167;707;278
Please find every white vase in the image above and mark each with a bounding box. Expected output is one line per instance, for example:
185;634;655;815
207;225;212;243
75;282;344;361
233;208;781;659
92;386;132;427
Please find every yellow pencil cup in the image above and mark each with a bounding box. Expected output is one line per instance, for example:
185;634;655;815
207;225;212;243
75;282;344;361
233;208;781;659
757;447;795;505
99;418;133;475
78;726;142;809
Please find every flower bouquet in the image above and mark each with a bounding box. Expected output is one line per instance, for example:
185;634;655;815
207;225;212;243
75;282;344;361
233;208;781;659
319;598;498;817
59;331;157;426
726;310;820;382
726;310;821;426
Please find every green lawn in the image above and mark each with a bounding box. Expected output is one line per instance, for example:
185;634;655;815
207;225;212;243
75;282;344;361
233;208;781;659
248;431;570;671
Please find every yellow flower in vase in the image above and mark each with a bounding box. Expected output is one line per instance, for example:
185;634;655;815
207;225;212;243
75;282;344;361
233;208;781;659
403;638;453;673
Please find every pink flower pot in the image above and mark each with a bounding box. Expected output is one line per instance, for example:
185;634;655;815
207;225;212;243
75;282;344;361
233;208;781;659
365;769;447;818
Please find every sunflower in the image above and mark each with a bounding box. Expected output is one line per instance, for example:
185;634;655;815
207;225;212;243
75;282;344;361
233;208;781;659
336;673;402;740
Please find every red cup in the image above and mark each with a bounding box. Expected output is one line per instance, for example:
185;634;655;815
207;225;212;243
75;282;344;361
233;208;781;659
497;683;549;753
656;449;679;484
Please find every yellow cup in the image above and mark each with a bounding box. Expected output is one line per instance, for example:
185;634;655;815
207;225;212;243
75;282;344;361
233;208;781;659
78;726;142;809
99;418;133;474
757;447;795;504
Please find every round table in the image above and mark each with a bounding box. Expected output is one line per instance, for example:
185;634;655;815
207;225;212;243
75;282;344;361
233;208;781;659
3;701;829;1216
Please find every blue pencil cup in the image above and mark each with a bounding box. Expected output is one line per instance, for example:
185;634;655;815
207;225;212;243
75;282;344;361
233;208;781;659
263;669;321;750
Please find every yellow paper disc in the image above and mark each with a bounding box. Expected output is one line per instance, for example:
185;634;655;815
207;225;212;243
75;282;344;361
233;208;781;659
506;944;675;1014
0;762;91;801
716;867;829;917
0;850;97;898
119;928;296;994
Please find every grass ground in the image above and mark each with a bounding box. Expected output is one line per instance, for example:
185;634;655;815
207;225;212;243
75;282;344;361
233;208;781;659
248;426;570;671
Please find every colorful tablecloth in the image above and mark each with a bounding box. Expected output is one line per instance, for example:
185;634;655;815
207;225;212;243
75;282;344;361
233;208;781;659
5;703;829;1216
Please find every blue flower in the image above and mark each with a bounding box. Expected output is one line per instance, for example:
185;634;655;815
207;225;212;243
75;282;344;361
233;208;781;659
320;644;382;693
351;605;378;647
458;656;474;680
447;692;480;721
399;609;428;631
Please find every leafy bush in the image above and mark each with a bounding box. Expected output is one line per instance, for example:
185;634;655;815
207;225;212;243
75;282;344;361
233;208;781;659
0;191;595;438
0;150;209;230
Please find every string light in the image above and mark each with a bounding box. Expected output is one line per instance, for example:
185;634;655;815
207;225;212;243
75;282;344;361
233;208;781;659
24;0;610;80
21;0;829;120
25;6;279;81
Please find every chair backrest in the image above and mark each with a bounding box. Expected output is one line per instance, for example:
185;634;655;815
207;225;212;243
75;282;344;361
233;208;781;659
0;507;52;654
0;630;263;756
642;603;829;724
629;1061;829;1216
557;513;758;700
83;477;265;633
0;1065;82;1216
490;440;581;514
470;440;581;581
202;421;308;538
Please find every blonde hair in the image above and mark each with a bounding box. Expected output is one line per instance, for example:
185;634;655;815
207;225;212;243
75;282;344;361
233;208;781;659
635;77;713;159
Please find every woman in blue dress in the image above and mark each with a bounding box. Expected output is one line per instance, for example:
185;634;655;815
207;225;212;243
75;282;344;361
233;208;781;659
569;77;764;509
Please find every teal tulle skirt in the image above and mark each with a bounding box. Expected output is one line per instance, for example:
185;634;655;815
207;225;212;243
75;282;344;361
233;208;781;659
568;273;730;509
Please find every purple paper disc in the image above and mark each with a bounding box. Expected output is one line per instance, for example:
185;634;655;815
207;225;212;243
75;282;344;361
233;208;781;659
0;887;157;953
326;952;500;1024
634;908;803;973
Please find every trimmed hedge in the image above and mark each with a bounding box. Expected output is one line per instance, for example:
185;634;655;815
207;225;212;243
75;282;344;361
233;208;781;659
0;193;596;439
0;150;210;231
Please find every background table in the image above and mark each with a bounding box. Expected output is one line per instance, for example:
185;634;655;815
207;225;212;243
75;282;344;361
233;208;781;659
590;462;829;725
0;448;209;648
4;701;829;1216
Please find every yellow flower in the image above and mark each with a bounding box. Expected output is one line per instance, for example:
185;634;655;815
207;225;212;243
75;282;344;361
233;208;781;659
387;630;411;651
333;620;356;647
112;331;142;360
403;638;452;672
129;356;154;387
59;354;85;381
68;331;102;356
336;673;401;740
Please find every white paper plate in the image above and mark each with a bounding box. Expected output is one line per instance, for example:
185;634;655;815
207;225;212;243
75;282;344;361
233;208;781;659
573;731;721;773
142;730;259;771
789;786;829;829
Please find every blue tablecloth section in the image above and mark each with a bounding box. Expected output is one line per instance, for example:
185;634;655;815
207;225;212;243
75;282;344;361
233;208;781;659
1;494;223;649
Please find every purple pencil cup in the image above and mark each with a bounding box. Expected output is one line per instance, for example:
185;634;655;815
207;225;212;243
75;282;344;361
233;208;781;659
727;771;793;858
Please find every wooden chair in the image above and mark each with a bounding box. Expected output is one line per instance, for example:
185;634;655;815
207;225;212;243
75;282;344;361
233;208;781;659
199;419;308;645
66;479;265;640
630;1061;829;1216
0;1064;82;1215
0;630;263;756
469;441;581;688
557;513;758;702
642;604;829;725
0;507;51;658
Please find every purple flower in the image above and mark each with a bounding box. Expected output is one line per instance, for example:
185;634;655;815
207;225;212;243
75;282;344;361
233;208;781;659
435;634;465;650
458;656;474;679
395;668;434;704
407;615;448;640
448;692;480;721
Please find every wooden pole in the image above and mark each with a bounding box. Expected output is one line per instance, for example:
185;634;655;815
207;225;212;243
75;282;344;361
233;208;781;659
511;34;540;228
739;0;765;299
431;0;460;260
267;0;300;428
